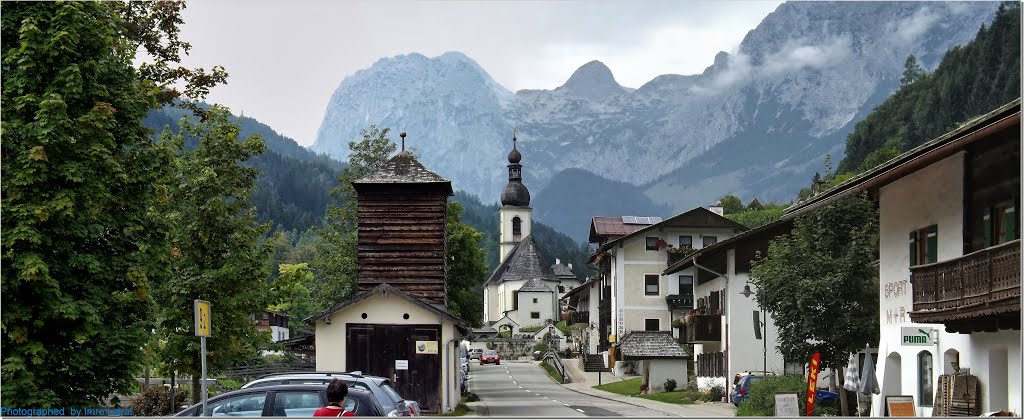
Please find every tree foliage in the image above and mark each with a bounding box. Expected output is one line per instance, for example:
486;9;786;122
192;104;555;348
311;126;396;309
750;193;879;370
154;105;273;403
445;202;489;327
718;195;744;215
839;2;1021;173
270;263;316;337
0;1;214;406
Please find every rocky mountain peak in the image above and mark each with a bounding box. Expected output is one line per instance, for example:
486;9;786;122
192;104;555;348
555;60;628;100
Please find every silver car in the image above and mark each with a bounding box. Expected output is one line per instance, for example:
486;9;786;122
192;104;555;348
242;372;419;416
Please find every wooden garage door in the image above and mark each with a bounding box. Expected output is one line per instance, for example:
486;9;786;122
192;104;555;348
346;324;441;413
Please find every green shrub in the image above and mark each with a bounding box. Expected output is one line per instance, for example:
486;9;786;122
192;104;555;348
735;375;837;417
679;389;703;403
707;385;725;402
128;386;190;416
533;341;549;352
664;379;677;392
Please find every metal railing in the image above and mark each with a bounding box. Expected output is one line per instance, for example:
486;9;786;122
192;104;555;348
542;348;568;384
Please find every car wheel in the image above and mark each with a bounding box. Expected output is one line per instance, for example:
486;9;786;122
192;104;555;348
496;362;500;365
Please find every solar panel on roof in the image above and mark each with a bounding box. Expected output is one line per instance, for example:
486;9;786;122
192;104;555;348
622;216;637;224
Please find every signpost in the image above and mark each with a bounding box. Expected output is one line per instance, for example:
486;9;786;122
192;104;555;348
194;299;211;415
806;352;821;416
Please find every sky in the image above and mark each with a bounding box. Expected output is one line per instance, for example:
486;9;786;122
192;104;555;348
179;0;784;147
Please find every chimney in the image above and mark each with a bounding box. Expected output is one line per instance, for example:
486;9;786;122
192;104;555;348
556;258;561;265
568;263;573;270
709;201;724;216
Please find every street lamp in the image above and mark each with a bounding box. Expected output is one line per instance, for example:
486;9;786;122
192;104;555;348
740;283;767;375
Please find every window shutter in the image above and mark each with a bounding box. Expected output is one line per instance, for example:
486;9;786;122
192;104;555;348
983;208;992;247
926;225;938;264
1002;205;1016;243
909;231;918;267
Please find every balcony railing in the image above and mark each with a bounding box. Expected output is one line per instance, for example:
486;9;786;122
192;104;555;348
910;240;1020;328
666;294;694;310
569;311;591;325
683;314;722;344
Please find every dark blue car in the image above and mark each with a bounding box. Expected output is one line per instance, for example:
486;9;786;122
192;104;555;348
731;375;838;406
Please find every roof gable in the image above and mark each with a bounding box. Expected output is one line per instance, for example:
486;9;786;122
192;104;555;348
353;151;453;194
484;236;557;285
618;331;688;359
305;283;467;328
519;278;554;292
589;216;655;243
551;263;578;280
597;207;748;253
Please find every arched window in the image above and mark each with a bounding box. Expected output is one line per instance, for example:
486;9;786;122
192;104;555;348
918;351;933;407
512;216;522;240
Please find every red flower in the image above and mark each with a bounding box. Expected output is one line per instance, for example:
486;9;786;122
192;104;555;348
655;239;668;249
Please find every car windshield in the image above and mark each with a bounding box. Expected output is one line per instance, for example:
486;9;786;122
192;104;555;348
483;350;497;355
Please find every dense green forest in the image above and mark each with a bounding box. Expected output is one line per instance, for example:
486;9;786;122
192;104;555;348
837;2;1021;175
144;107;343;235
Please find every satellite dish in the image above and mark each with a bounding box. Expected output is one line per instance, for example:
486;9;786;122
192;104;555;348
753;311;762;340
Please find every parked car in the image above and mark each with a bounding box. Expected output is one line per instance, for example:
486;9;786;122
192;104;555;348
174;384;385;416
730;374;839;407
479;349;500;365
242;372;418;416
468;349;483;360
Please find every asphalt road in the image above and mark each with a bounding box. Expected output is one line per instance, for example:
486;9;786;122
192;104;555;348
467;361;674;417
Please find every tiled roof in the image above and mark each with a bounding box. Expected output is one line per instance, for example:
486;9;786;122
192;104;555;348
519;278;553;292
618;331;688;359
305;283;468;329
589;216;652;243
484;236;557;285
595;207;749;254
551;263;578;280
354;151;453;193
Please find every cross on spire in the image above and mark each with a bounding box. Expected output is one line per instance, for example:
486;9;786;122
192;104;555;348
400;131;407;152
513;128;517;145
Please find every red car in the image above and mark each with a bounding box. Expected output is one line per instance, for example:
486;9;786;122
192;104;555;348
479;349;501;365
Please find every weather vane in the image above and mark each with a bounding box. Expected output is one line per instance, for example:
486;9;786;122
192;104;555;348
513;128;517;145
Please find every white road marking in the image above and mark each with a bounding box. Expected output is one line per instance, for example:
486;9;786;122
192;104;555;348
563;403;570;407
518;385;522;388
543;397;549;400
576;408;585;413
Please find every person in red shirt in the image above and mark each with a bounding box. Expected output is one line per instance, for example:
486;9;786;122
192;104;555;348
313;379;355;417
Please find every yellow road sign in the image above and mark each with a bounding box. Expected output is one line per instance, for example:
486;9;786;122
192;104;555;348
195;299;211;337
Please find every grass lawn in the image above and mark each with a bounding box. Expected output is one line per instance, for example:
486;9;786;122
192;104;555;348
593;377;696;405
440;397;475;417
594;377;642;395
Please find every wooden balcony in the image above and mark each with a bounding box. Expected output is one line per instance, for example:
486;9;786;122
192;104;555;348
910;240;1020;333
569;311;591;326
666;294;694;310
683;314;722;344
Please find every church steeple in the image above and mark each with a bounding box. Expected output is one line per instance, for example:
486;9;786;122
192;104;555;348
499;130;533;262
501;130;531;207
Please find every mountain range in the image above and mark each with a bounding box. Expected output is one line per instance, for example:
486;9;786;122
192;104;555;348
310;1;1001;242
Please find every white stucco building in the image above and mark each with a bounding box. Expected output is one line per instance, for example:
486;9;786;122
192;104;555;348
663;220;793;394
787;100;1021;416
585;207;748;362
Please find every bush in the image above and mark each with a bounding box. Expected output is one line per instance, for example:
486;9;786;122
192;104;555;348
532;341;549;353
707;385;725;402
735;375;834;417
128;386;190;416
664;379;677;392
679;389;703;403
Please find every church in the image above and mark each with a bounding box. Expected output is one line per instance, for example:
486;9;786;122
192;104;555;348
481;134;581;334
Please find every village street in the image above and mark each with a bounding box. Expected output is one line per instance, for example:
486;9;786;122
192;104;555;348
465;361;676;417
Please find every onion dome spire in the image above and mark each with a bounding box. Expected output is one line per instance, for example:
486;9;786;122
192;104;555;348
500;129;530;207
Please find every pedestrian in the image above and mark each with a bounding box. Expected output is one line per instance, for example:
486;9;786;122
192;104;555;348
313;379;355;417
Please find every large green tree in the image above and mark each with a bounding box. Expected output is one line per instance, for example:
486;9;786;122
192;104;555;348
445;202;489;327
311;125;395;308
154;106;273;403
749;193;879;370
1;1;221;406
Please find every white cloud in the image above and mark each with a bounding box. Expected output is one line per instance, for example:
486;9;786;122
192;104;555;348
697;36;852;93
894;6;941;43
